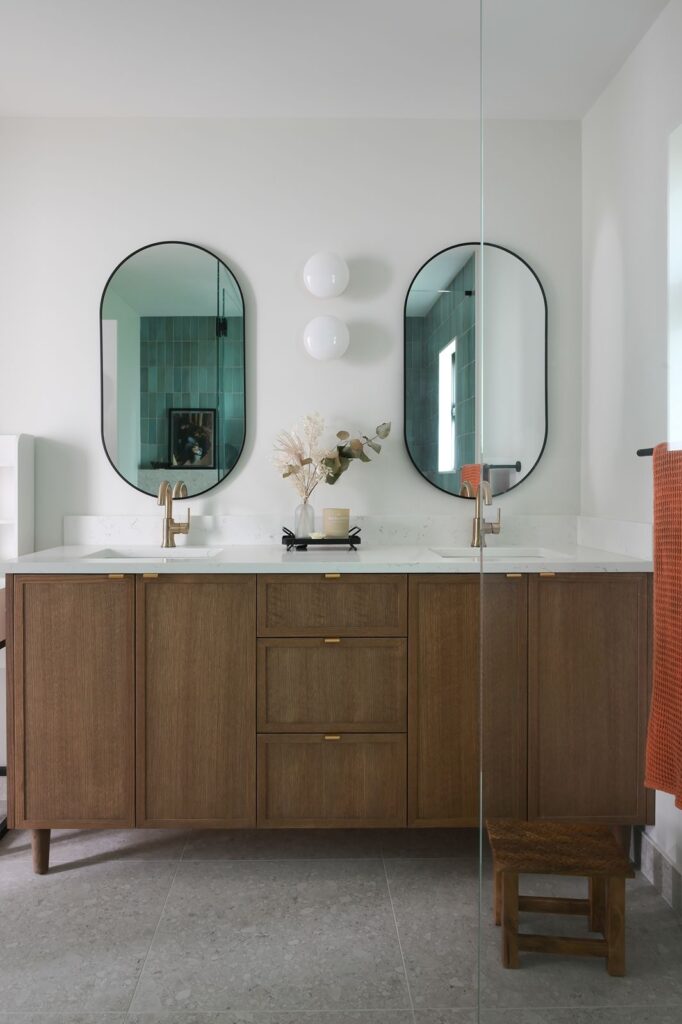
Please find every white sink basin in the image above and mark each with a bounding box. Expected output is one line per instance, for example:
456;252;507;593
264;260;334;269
430;546;572;561
85;546;221;561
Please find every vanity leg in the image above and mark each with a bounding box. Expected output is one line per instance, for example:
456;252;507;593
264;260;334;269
31;829;51;875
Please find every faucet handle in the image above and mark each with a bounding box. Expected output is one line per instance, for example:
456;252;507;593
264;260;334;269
489;507;502;535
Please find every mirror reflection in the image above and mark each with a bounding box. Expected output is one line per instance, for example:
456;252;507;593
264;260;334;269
404;242;547;497
101;241;246;497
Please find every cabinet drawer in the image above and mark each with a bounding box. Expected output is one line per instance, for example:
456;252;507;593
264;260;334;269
258;733;406;827
257;574;407;637
258;638;407;732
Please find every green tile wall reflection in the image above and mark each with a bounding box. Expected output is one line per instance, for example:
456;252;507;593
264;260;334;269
139;315;244;472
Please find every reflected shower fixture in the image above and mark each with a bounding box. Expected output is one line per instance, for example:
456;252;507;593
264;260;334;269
216;263;227;338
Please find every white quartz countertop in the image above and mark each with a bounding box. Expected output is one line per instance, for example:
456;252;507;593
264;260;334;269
0;543;653;575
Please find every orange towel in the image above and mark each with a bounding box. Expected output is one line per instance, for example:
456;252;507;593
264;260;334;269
460;463;481;487
645;443;682;808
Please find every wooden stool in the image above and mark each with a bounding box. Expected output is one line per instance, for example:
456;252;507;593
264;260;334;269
486;820;635;976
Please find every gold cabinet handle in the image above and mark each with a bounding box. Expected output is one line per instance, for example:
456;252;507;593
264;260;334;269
143;572;159;579
324;734;341;740
539;571;556;578
506;573;522;579
108;573;125;579
324;572;341;579
324;638;341;644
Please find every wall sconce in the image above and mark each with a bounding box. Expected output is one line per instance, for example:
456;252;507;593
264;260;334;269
303;251;349;298
303;315;350;360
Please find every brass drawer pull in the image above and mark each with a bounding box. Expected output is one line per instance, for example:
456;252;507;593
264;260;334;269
108;573;125;579
324;734;341;740
324;572;341;579
506;573;522;579
324;637;341;644
539;571;556;578
143;572;159;579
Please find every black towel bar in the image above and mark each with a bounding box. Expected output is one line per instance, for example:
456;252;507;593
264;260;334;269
637;448;654;457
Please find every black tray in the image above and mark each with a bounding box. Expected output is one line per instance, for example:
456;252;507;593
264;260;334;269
282;526;361;552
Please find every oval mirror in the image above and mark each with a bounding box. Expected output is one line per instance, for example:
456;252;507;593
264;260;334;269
101;241;246;497
404;242;547;498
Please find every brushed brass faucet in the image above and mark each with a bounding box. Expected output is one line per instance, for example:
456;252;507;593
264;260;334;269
471;480;501;548
157;480;191;548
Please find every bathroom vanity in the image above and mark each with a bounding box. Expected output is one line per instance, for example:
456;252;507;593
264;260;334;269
2;546;653;871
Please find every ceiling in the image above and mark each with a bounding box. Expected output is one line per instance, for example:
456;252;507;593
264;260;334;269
0;0;668;119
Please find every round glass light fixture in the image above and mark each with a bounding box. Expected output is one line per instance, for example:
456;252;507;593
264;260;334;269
303;251;350;298
303;315;350;360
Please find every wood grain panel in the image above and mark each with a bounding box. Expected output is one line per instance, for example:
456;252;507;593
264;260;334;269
482;575;528;820
408;575;480;826
137;574;256;827
528;573;649;824
257;574;407;637
258;733;406;827
409;574;528;826
12;574;135;828
257;637;407;732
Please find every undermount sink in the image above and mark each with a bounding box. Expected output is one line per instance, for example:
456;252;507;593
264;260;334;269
430;546;572;560
85;546;222;560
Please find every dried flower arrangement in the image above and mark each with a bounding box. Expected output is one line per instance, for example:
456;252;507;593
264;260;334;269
273;413;391;499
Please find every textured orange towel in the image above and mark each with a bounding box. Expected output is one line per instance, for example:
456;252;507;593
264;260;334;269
461;463;481;487
645;443;682;808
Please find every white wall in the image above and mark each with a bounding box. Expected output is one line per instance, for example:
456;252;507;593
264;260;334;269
0;117;581;549
582;0;682;873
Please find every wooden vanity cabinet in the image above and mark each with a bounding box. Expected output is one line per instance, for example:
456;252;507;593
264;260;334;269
408;574;528;827
256;573;409;827
136;574;256;827
7;574;135;829
528;573;652;824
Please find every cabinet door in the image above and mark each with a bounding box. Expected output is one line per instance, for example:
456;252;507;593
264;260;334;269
408;574;527;826
9;574;135;828
137;575;256;827
528;573;650;824
258;733;406;827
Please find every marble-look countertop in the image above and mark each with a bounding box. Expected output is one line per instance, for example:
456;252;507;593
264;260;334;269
0;542;653;575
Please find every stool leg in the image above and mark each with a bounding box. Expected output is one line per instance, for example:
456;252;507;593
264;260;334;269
502;871;519;969
606;876;626;976
32;829;50;875
494;859;502;926
589;876;606;933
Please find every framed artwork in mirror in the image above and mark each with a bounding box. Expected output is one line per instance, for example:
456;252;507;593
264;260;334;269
169;408;216;469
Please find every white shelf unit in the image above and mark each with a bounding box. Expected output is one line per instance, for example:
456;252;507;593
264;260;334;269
0;434;35;560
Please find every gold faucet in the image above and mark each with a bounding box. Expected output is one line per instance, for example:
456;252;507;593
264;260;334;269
459;480;476;498
157;480;191;548
471;480;501;548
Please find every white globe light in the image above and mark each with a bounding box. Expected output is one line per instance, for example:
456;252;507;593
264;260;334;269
303;251;350;298
303;315;350;360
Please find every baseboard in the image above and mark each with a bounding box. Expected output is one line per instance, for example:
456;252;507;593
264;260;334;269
641;831;682;915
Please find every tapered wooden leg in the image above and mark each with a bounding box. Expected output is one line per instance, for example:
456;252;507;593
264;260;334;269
589;876;606;933
494;859;502;926
606;876;626;976
31;829;50;875
502;871;519;968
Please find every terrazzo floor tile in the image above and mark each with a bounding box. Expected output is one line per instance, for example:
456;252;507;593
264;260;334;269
129;860;410;1014
383;858;481;1010
0;860;176;1011
0;1015;127;1023
0;829;188;872
380;829;481;860
479;1009;682;1023
126;1012;416;1023
182;829;383;861
411;1013;478;1024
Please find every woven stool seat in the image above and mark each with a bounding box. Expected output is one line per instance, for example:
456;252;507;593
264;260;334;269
486;819;634;976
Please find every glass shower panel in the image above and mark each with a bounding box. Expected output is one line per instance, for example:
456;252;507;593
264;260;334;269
479;2;674;1020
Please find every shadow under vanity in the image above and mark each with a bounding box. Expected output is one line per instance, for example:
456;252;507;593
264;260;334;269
4;568;652;874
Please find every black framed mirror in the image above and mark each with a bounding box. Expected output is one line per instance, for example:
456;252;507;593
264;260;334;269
404;242;547;498
100;240;246;498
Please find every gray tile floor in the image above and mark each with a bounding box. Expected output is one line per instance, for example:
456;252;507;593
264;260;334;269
0;828;680;1024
